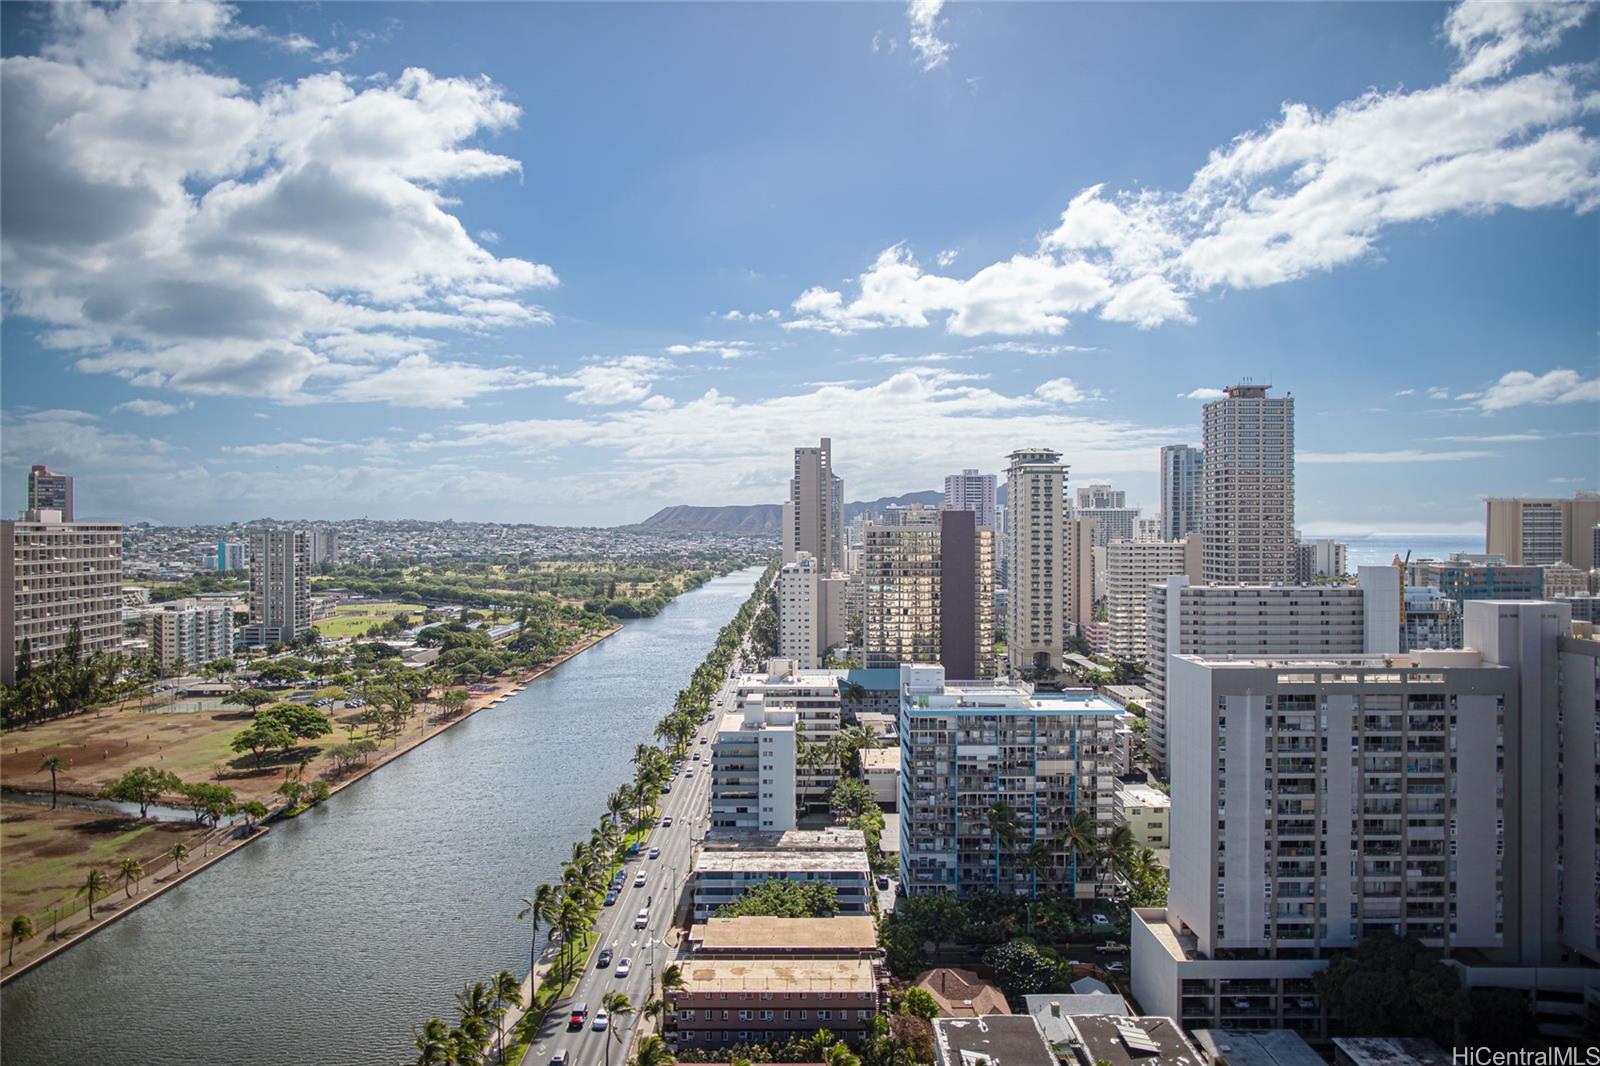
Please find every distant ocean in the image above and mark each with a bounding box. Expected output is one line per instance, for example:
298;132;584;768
1339;534;1485;568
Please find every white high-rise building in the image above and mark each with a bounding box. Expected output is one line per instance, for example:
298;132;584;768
1075;505;1141;546
783;438;844;571
709;684;799;834
1144;567;1401;775
777;553;822;669
1201;384;1295;585
943;469;997;530
899;663;1123;898
242;528;310;646
731;660;841;813
1105;535;1202;664
1006;448;1068;676
149;599;234;674
1133;601;1600;1038
1;509;122;684
1158;445;1203;541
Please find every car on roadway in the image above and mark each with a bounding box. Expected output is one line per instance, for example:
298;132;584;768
550;1052;569;1066
877;874;891;890
597;948;613;968
698;736;707;744
592;1009;610;1032
635;909;649;928
686;769;695;778
649;847;661;859
568;1004;588;1028
633;871;646;887
603;890;618;906
661;816;673;827
661;783;671;793
615;957;632;978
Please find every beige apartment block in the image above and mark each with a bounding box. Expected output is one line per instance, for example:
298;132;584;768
1006;448;1068;675
1201;384;1295;585
1;510;123;684
1486;493;1600;568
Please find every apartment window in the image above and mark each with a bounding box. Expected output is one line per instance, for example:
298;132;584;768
739;1011;753;1022
783;1010;792;1021
680;1011;695;1021
819;1010;832;1021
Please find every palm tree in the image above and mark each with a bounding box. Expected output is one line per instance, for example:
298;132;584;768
8;914;35;966
453;980;495;1065
631;1035;674;1066
601;991;635;1066
1098;824;1138;896
78;868;109;920
38;754;68;809
659;962;686;1003
1061;809;1100;892
518;883;557;995
489;969;523;1063
824;1042;862;1066
986;799;1022;885
170;841;191;873
412;1018;453;1066
117;857;145;898
1023;839;1055;896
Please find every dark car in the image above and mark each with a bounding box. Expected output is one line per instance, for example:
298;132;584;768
603;890;618;906
597;947;614;968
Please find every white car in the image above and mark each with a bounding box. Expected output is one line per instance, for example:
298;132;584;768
592;1010;610;1032
615;958;632;978
1091;913;1112;926
635;909;649;928
633;871;646;888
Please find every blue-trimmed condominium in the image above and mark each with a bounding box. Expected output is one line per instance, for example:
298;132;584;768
898;663;1125;898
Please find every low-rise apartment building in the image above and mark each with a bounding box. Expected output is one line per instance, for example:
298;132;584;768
859;746;899;810
690;827;871;921
671;958;879;1048
686;916;879;958
898;663;1123;898
1112;783;1170;855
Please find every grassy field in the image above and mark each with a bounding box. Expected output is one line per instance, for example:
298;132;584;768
0;800;205;929
315;601;425;639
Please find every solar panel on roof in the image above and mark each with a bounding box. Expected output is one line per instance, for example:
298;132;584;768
1115;1022;1161;1055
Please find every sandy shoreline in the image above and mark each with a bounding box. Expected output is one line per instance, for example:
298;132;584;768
0;623;623;985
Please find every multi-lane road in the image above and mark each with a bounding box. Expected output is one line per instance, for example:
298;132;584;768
523;673;742;1066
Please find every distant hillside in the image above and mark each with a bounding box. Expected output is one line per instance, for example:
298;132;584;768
631;490;947;536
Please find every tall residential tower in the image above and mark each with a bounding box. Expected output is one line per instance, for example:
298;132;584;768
1006;448;1068;675
1158;445;1203;541
783;438;844;571
1201;384;1295;585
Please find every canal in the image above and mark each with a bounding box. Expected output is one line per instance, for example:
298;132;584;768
0;566;763;1066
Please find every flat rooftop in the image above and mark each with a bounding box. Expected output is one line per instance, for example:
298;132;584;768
690;916;877;952
1330;1038;1453;1066
1066;1015;1202;1066
693;850;870;875
677;957;875;994
1191;1030;1323;1066
1115;783;1171;808
932;1016;1056;1066
701;827;866;852
860;748;899;771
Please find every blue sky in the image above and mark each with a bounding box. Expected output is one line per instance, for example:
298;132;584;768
2;0;1596;532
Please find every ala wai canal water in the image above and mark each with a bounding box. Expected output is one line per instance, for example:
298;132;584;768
0;566;763;1066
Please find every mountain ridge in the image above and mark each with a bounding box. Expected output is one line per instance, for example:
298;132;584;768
627;490;957;535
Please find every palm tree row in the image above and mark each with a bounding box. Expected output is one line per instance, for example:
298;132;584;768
985;802;1141;898
407;560;779;1065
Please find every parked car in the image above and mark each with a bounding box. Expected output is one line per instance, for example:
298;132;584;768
603;890;618;906
592;1010;609;1032
661;783;671;793
615;958;632;978
568;1004;588;1029
1100;941;1128;954
597;948;613;968
1106;961;1126;973
876;874;891;890
1091;913;1112;926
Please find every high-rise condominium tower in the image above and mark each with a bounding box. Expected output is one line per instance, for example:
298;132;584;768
783;438;844;571
943;469;997;529
243;528;310;646
1158;445;1203;541
861;507;994;680
1201;384;1294;585
1485;492;1600;568
1075;482;1125;509
1006;448;1067;675
0;508;122;684
26;465;74;521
